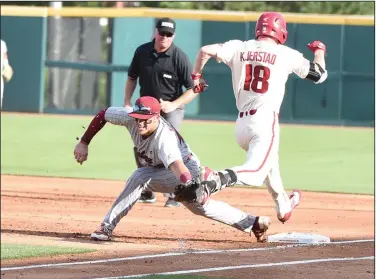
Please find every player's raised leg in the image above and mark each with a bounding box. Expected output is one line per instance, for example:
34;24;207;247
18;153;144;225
264;159;302;223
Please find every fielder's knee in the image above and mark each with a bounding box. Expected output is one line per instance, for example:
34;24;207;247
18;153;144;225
183;201;206;216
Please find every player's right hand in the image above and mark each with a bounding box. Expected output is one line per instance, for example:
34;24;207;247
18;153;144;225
74;141;89;165
307;41;326;53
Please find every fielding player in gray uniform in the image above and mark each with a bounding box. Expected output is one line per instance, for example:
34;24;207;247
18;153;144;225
74;96;270;242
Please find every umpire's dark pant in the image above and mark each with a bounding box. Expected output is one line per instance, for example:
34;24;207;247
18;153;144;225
134;107;185;199
161;107;185;131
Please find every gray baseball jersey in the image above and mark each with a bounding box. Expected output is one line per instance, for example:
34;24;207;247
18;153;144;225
105;107;195;169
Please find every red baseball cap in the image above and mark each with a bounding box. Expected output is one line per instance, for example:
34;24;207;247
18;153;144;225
128;96;161;120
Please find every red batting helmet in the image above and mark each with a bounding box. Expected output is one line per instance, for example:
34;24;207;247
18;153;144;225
255;12;288;44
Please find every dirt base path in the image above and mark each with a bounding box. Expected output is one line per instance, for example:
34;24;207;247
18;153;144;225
1;175;374;278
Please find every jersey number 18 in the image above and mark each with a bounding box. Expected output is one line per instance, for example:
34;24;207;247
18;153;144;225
243;65;270;94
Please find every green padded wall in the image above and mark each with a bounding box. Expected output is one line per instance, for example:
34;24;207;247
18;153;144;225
111;17;155;107
1;16;46;112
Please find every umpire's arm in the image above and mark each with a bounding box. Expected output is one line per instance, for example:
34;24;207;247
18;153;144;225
124;48;140;107
170;51;197;108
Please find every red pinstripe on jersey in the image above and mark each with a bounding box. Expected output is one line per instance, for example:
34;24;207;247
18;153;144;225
237;112;277;173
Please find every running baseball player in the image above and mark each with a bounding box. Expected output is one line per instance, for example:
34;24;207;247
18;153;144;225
180;12;328;223
74;96;270;242
1;39;13;108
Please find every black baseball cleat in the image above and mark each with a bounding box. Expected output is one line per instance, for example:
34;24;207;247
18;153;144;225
90;224;113;241
137;190;156;203
165;198;181;207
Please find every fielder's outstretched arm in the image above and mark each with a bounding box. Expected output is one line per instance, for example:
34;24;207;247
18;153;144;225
169;160;193;184
74;107;133;164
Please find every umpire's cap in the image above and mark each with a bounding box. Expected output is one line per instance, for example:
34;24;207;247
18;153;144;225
128;96;161;120
156;17;176;34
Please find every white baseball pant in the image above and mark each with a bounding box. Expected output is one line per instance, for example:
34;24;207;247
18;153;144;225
230;108;292;215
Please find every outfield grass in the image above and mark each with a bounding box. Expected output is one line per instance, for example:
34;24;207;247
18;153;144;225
1;113;374;194
1;243;96;260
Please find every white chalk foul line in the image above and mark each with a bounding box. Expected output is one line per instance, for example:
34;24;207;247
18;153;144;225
1;239;373;271
95;256;375;279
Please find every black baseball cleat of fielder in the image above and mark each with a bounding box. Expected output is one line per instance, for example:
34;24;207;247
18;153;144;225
90;224;113;241
137;190;157;203
165;198;181;207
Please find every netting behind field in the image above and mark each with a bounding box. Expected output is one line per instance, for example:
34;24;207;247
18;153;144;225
45;16;111;110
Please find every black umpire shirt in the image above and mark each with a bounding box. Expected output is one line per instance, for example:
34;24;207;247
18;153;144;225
128;40;194;102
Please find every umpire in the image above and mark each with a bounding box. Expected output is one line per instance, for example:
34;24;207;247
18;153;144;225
124;17;197;207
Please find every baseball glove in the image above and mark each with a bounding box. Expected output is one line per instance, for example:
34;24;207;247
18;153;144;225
174;179;216;204
174;179;201;203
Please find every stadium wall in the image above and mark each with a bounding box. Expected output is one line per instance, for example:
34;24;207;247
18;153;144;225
1;6;374;126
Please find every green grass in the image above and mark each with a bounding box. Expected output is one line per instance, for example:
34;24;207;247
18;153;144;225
1;243;96;260
1;113;374;194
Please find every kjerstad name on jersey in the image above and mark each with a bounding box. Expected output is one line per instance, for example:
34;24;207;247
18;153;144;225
240;51;276;65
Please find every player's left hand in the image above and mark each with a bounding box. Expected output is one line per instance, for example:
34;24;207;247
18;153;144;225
174;179;211;204
174;180;200;203
159;99;178;114
193;78;209;94
74;141;89;165
307;41;326;53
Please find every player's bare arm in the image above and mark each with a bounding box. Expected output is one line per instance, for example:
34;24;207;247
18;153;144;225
160;88;196;114
124;77;137;107
169;160;192;184
193;44;221;74
190;44;220;92
160;48;202;112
